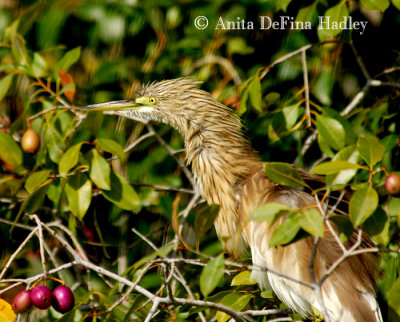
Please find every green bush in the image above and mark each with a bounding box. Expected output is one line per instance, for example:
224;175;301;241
0;0;399;321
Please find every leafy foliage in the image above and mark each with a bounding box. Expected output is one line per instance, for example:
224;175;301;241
0;0;399;321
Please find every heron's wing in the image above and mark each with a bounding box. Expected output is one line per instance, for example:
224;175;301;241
239;167;380;321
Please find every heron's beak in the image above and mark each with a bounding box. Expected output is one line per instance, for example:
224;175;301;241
82;98;147;111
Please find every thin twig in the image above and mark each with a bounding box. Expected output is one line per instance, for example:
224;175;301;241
301;49;311;127
30;215;48;281
183;55;242;85
0;227;39;281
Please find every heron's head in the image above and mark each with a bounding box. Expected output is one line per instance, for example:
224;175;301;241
83;78;217;130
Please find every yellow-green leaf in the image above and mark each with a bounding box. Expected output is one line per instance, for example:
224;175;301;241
249;202;291;222
216;293;252;322
393;0;400;10
25;170;52;193
231;270;257;286
263;162;306;187
357;136;384;168
200;254;225;297
102;173;140;211
0;74;14;102
194;204;220;245
97;138;125;160
363;207;390;246
88;149;111;190
18;185;49;217
318;2;349;41
248;75;262;112
316;114;345;151
361;0;390;12
0;131;22;166
299;208;324;237
326;146;360;186
65;172;92;220
269;215;301;246
59;142;83;177
312;160;363;175
54;47;81;78
350;186;378;227
388;277;400;317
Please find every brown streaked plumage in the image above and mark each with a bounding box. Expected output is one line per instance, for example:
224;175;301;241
84;78;382;321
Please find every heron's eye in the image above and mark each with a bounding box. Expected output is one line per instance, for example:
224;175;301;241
148;97;157;105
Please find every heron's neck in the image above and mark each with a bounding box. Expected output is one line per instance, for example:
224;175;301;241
181;113;260;253
184;117;259;202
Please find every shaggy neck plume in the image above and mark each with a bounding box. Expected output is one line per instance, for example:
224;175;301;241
177;100;260;254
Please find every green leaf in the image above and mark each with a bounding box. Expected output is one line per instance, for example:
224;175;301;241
25;170;52;194
269;215;301;246
316;114;345;151
393;0;400;10
361;0;390;12
238;77;252;115
97;138;125;161
102;173;140;211
263;162;306;187
248;75;262;112
356;136;384;168
65;172;92;220
249;202;291;222
32;53;48;77
194;204;220;246
200;254;225;297
388;277;400;317
282;103;300;130
312;65;334;106
317;2;349;41
227;37;254;55
312;160;363;175
87;149;111;190
299;208;324;237
20;184;50;215
363;207;390;246
11;34;30;67
388;197;400;218
230;270;257;286
132;243;174;270
296;2;318;25
44;122;66;164
350;186;378;227
326;146;360;186
216;293;252;322
0;131;23;166
329;215;354;242
54;47;81;78
59;143;83;177
317;131;335;158
85;112;104;136
0;74;14;102
238;88;249;115
277;0;292;12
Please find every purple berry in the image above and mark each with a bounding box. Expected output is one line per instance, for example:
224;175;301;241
52;285;75;313
12;290;32;313
31;285;52;309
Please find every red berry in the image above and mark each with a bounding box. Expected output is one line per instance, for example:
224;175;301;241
31;285;52;309
385;174;400;197
52;285;75;313
12;290;32;314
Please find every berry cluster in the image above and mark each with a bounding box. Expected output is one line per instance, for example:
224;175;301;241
12;285;74;314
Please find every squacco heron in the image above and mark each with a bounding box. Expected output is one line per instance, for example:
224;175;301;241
84;78;382;321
